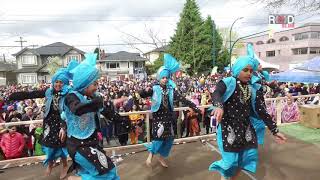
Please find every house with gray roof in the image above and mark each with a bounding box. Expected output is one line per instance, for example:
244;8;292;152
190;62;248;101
13;42;85;85
0;61;17;85
97;51;147;80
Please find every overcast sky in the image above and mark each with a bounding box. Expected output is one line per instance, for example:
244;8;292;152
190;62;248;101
1;0;319;60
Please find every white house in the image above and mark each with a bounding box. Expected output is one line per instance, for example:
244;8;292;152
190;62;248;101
97;51;147;80
143;45;168;64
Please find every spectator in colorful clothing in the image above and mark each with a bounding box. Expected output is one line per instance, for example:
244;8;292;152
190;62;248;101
281;94;300;123
0;125;25;159
187;108;200;136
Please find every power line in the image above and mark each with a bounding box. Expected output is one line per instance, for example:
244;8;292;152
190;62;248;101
0;42;226;51
0;19;178;23
0;42;160;48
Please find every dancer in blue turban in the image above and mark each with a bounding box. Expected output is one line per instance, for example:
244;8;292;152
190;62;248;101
63;53;125;180
8;60;79;179
139;53;201;168
208;51;287;180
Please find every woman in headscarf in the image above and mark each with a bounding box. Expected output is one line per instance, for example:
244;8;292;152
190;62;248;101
8;60;78;179
208;52;287;180
63;53;126;180
281;93;300;123
139;53;201;168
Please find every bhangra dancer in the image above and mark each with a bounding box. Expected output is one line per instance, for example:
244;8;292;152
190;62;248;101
63;53;125;180
208;53;287;180
139;53;201;168
8;60;78;179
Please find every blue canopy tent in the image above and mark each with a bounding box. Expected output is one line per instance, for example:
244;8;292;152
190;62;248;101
294;56;320;72
270;56;320;83
270;69;320;83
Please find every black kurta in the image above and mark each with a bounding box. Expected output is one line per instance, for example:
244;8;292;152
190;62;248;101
64;93;119;175
212;80;278;152
140;84;201;140
9;90;66;148
41;92;66;148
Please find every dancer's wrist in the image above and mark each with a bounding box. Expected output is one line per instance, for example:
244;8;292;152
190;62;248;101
271;128;279;135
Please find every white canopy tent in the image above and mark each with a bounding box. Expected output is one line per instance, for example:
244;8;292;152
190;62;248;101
254;54;280;69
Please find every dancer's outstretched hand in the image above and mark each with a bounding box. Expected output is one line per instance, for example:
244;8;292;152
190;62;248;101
274;132;287;144
59;128;66;142
211;107;223;123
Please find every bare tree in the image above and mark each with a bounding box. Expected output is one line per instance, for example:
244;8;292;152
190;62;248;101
252;0;320;14
47;56;62;75
117;24;167;62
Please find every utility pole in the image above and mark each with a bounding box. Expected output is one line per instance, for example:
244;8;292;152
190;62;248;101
3;54;5;62
193;30;196;75
15;37;27;50
212;20;216;68
97;35;101;60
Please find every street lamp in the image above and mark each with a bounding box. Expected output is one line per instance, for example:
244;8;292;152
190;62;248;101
229;17;243;68
229;29;270;68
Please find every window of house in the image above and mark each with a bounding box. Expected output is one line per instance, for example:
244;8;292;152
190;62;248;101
310;32;320;39
278;50;281;55
309;47;320;54
128;62;130;68
294;32;309;40
67;55;80;64
292;48;308;55
256;41;264;45
106;62;120;69
266;39;276;44
266;50;275;57
22;55;37;65
279;36;289;41
21;74;36;84
134;62;143;68
258;52;261;57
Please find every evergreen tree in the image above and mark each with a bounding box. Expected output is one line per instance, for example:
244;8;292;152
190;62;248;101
168;0;203;75
194;16;223;74
216;47;229;73
168;0;223;75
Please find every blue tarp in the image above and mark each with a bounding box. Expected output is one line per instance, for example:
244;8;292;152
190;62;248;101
270;56;320;83
270;69;320;83
294;56;320;72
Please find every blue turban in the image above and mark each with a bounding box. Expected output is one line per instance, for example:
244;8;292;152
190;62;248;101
246;43;259;71
70;53;100;92
51;60;79;85
156;53;180;88
232;56;255;78
157;66;170;80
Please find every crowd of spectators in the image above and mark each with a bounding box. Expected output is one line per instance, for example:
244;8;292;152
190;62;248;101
0;74;319;160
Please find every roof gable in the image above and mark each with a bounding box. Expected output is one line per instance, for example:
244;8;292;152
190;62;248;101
35;42;85;56
105;51;148;61
13;42;85;57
